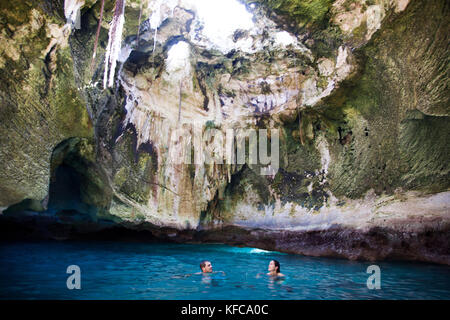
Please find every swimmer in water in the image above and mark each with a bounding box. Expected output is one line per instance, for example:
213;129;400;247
199;260;213;273
267;259;285;277
256;259;285;278
172;260;226;279
198;260;226;275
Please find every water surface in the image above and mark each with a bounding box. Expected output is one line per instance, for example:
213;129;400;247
0;241;449;299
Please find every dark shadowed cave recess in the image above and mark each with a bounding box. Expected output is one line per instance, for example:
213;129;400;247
0;137;113;236
46;137;112;221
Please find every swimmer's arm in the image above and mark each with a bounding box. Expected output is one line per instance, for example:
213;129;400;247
214;271;226;275
172;272;202;279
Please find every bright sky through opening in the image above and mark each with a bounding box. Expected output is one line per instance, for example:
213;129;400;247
182;0;255;52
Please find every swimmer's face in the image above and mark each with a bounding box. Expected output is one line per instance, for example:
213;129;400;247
202;261;213;273
268;260;277;272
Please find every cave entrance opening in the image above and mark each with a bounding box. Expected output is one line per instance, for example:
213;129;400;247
47;137;110;223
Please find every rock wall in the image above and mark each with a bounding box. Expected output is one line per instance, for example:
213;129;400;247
0;0;448;264
0;1;92;211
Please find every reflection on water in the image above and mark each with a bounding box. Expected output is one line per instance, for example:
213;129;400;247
0;241;449;299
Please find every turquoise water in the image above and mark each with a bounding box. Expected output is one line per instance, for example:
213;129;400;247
0;240;449;299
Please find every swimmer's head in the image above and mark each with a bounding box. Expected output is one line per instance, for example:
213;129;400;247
200;260;213;273
268;260;281;273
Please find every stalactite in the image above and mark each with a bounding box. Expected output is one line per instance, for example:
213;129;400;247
103;0;126;89
90;0;105;72
178;80;182;125
299;111;305;146
64;0;84;29
136;0;144;47
294;56;305;146
148;0;163;56
153;28;158;54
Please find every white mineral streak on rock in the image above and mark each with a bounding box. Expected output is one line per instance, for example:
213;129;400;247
231;190;450;232
302;78;336;107
395;0;410;12
365;5;385;41
317;58;335;77
216;73;301;122
232;198;373;230
42;23;71;64
103;0;126;88
374;191;450;220
64;0;84;28
148;0;163;51
148;0;165;29
335;45;353;80
118;43;133;63
303;46;353;106
317;135;330;176
114;43;133;88
147;0;181;50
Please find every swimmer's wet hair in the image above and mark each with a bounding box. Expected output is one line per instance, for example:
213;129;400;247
200;260;208;271
273;260;281;273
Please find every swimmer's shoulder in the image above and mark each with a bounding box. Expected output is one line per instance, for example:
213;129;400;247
267;272;285;277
